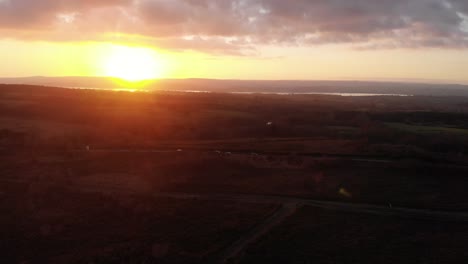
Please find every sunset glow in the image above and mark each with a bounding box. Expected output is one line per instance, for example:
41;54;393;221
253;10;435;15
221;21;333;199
0;0;467;83
3;2;468;263
104;46;163;81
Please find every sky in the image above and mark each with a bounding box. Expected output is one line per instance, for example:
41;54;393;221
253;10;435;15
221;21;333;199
0;0;468;83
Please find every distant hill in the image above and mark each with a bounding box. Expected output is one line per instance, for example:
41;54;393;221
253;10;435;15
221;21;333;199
2;76;468;96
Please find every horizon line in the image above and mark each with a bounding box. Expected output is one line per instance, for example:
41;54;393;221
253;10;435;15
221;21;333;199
1;75;468;86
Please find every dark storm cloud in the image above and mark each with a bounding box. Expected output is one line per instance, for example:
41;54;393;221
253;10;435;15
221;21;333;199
0;0;468;52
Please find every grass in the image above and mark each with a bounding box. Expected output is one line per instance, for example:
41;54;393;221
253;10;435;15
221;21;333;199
240;206;468;264
153;138;358;153
3;84;468;263
385;122;468;135
0;189;278;263
202;109;259;120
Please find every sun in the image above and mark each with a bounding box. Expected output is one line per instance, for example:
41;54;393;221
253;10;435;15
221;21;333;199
104;46;163;81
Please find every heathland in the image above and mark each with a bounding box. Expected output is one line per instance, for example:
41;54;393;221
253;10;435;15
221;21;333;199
2;84;468;263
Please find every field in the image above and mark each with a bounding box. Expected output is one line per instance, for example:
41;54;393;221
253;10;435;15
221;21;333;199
2;84;468;263
385;122;468;135
240;206;468;264
1;188;278;263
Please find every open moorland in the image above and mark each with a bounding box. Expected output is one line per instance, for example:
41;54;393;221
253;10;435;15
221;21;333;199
2;84;468;263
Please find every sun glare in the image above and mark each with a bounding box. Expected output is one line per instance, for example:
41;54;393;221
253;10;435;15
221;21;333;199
104;46;163;81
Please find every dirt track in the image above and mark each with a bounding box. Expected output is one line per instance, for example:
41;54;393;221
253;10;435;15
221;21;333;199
219;202;299;263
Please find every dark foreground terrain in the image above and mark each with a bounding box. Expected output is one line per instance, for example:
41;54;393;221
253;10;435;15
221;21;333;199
2;84;468;263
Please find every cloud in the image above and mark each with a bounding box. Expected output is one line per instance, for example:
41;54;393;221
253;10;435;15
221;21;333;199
0;0;131;29
1;0;468;53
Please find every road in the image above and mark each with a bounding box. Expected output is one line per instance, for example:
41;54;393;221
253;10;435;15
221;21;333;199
147;191;468;263
146;191;468;263
150;191;468;222
5;177;468;263
6;149;468;262
77;148;392;161
76;148;468;169
219;202;299;263
3;175;468;222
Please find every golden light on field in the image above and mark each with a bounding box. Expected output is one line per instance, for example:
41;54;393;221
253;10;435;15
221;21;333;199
104;46;163;81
